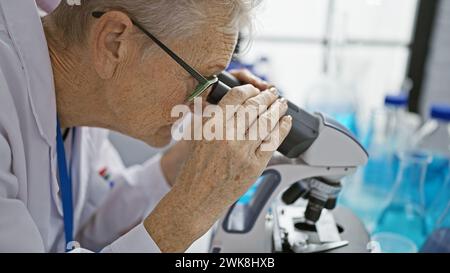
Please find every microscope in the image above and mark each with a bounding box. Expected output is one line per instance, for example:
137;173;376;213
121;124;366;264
206;72;369;253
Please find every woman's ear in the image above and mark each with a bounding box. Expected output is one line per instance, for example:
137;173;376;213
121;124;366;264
90;11;135;79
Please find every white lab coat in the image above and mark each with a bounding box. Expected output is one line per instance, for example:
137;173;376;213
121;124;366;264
0;1;171;252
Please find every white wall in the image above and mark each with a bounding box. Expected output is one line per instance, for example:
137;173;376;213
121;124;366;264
241;0;417;111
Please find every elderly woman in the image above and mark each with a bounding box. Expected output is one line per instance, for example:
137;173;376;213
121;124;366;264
0;1;291;252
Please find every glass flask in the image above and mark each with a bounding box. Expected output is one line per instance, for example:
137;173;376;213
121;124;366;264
374;150;431;249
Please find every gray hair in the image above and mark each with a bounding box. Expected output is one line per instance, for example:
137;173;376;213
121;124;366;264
51;0;261;47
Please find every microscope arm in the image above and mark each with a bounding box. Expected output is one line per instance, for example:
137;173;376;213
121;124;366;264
208;72;368;253
209;114;368;253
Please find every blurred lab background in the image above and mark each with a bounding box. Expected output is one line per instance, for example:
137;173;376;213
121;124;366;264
38;0;449;253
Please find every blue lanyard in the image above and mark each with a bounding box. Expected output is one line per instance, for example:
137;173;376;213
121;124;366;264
56;119;74;252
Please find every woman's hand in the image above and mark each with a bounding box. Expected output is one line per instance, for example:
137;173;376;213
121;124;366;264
160;69;272;187
148;70;292;252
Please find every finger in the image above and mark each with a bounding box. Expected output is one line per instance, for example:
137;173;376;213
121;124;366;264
218;84;260;120
229;69;271;91
249;98;288;142
235;88;280;138
256;115;293;158
243;87;279;111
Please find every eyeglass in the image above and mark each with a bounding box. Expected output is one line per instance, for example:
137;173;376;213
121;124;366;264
92;11;219;102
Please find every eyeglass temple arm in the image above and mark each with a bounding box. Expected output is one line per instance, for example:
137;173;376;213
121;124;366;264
92;11;208;84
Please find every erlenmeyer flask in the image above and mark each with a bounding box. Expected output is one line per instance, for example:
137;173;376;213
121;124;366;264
426;169;450;233
421;169;450;253
374;150;431;249
421;201;450;253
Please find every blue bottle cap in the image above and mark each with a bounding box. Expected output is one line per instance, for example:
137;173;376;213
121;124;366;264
384;94;409;107
431;104;450;121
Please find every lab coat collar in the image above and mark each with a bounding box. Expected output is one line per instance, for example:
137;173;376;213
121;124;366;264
0;1;57;146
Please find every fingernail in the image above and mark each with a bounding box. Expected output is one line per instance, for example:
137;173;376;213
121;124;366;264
278;99;288;110
286;115;292;121
279;97;287;104
269;87;278;95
